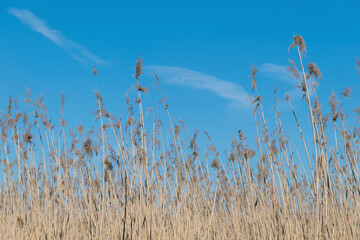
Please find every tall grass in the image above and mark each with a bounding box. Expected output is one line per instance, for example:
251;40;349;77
1;35;360;239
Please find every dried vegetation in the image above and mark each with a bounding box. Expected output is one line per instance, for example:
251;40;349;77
1;36;360;239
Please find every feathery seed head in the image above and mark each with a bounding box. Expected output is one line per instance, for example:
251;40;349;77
135;55;143;80
250;65;258;90
285;94;290;102
341;87;353;99
92;65;98;76
211;159;220;170
288;35;306;56
289;35;307;56
175;125;179;137
307;62;321;81
23;132;33;144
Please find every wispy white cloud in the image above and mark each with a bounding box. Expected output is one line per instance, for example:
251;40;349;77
148;65;250;108
8;8;105;64
259;63;294;84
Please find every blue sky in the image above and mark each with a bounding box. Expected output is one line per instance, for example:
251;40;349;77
1;0;360;156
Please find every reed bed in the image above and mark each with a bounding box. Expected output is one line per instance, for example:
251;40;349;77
1;35;360;239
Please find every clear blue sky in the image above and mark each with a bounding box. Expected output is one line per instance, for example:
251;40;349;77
1;0;360;156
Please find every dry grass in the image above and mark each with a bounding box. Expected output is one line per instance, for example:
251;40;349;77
1;35;360;239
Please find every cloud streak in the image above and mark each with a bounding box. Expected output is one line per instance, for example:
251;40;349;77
259;63;294;84
8;8;105;64
148;66;250;108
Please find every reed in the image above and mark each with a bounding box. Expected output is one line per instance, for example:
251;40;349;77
0;35;360;239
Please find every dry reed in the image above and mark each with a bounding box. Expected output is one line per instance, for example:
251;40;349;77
0;35;360;239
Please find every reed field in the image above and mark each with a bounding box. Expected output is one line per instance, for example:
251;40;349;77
1;35;360;239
